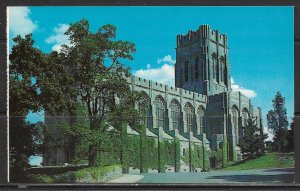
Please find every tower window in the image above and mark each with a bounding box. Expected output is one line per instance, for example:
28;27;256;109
211;52;217;79
195;57;199;80
185;61;189;82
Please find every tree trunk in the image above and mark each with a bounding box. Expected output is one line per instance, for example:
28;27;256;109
278;143;282;153
88;117;98;166
88;144;97;166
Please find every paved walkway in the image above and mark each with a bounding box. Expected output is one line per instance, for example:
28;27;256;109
107;174;144;183
108;168;294;184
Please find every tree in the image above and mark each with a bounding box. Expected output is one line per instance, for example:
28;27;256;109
267;91;289;152
286;117;294;152
9;34;75;181
60;19;143;166
238;118;268;159
9;34;47;181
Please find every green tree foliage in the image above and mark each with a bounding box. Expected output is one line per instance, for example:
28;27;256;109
238;118;268;159
9;34;75;181
267;91;289;152
59;19;144;166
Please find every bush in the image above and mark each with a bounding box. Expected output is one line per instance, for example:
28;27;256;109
29;174;55;183
55;165;122;183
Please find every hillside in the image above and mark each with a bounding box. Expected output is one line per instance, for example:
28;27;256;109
218;152;294;171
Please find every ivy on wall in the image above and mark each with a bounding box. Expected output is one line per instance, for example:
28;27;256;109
61;122;231;173
222;135;228;167
146;137;158;170
202;144;210;171
158;141;166;173
174;138;180;172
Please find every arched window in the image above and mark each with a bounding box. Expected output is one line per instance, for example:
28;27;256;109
184;103;195;132
211;52;217;79
154;96;165;129
198;107;205;134
232;106;239;144
170;99;180;130
242;109;249;127
195;56;199;80
138;92;151;128
184;61;189;82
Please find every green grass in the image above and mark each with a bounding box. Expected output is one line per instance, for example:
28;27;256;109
218;152;294;171
72;165;121;180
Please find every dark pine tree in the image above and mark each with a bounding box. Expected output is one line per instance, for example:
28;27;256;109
238;118;268;159
267;91;289;152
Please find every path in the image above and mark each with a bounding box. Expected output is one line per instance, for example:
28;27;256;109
108;168;294;184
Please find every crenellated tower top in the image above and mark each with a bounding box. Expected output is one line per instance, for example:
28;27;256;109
175;25;231;96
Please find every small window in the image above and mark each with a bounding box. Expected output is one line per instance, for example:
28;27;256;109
183;149;186;156
195;57;199;80
185;62;189;82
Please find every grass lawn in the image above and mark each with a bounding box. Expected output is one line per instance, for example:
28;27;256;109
217;152;294;171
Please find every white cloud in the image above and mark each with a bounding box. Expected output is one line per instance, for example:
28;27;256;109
157;55;176;65
264;127;274;142
46;24;70;52
9;7;37;37
231;77;257;98
134;63;175;86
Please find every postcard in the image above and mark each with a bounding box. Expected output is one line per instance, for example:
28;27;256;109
8;6;294;184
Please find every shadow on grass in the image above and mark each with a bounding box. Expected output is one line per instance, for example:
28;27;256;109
263;168;294;173
223;157;256;167
206;173;294;183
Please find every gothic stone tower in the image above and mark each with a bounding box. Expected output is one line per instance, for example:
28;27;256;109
175;25;231;96
175;25;236;160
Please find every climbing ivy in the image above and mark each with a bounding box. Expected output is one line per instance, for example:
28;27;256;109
222;135;228;167
202;145;210;172
146;137;158;170
174;138;180;172
158;141;166;173
139;125;148;173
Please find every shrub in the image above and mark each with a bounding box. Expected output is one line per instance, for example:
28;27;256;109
29;174;55;183
55;165;121;183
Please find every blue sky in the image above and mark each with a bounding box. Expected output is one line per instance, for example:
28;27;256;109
9;6;293;155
